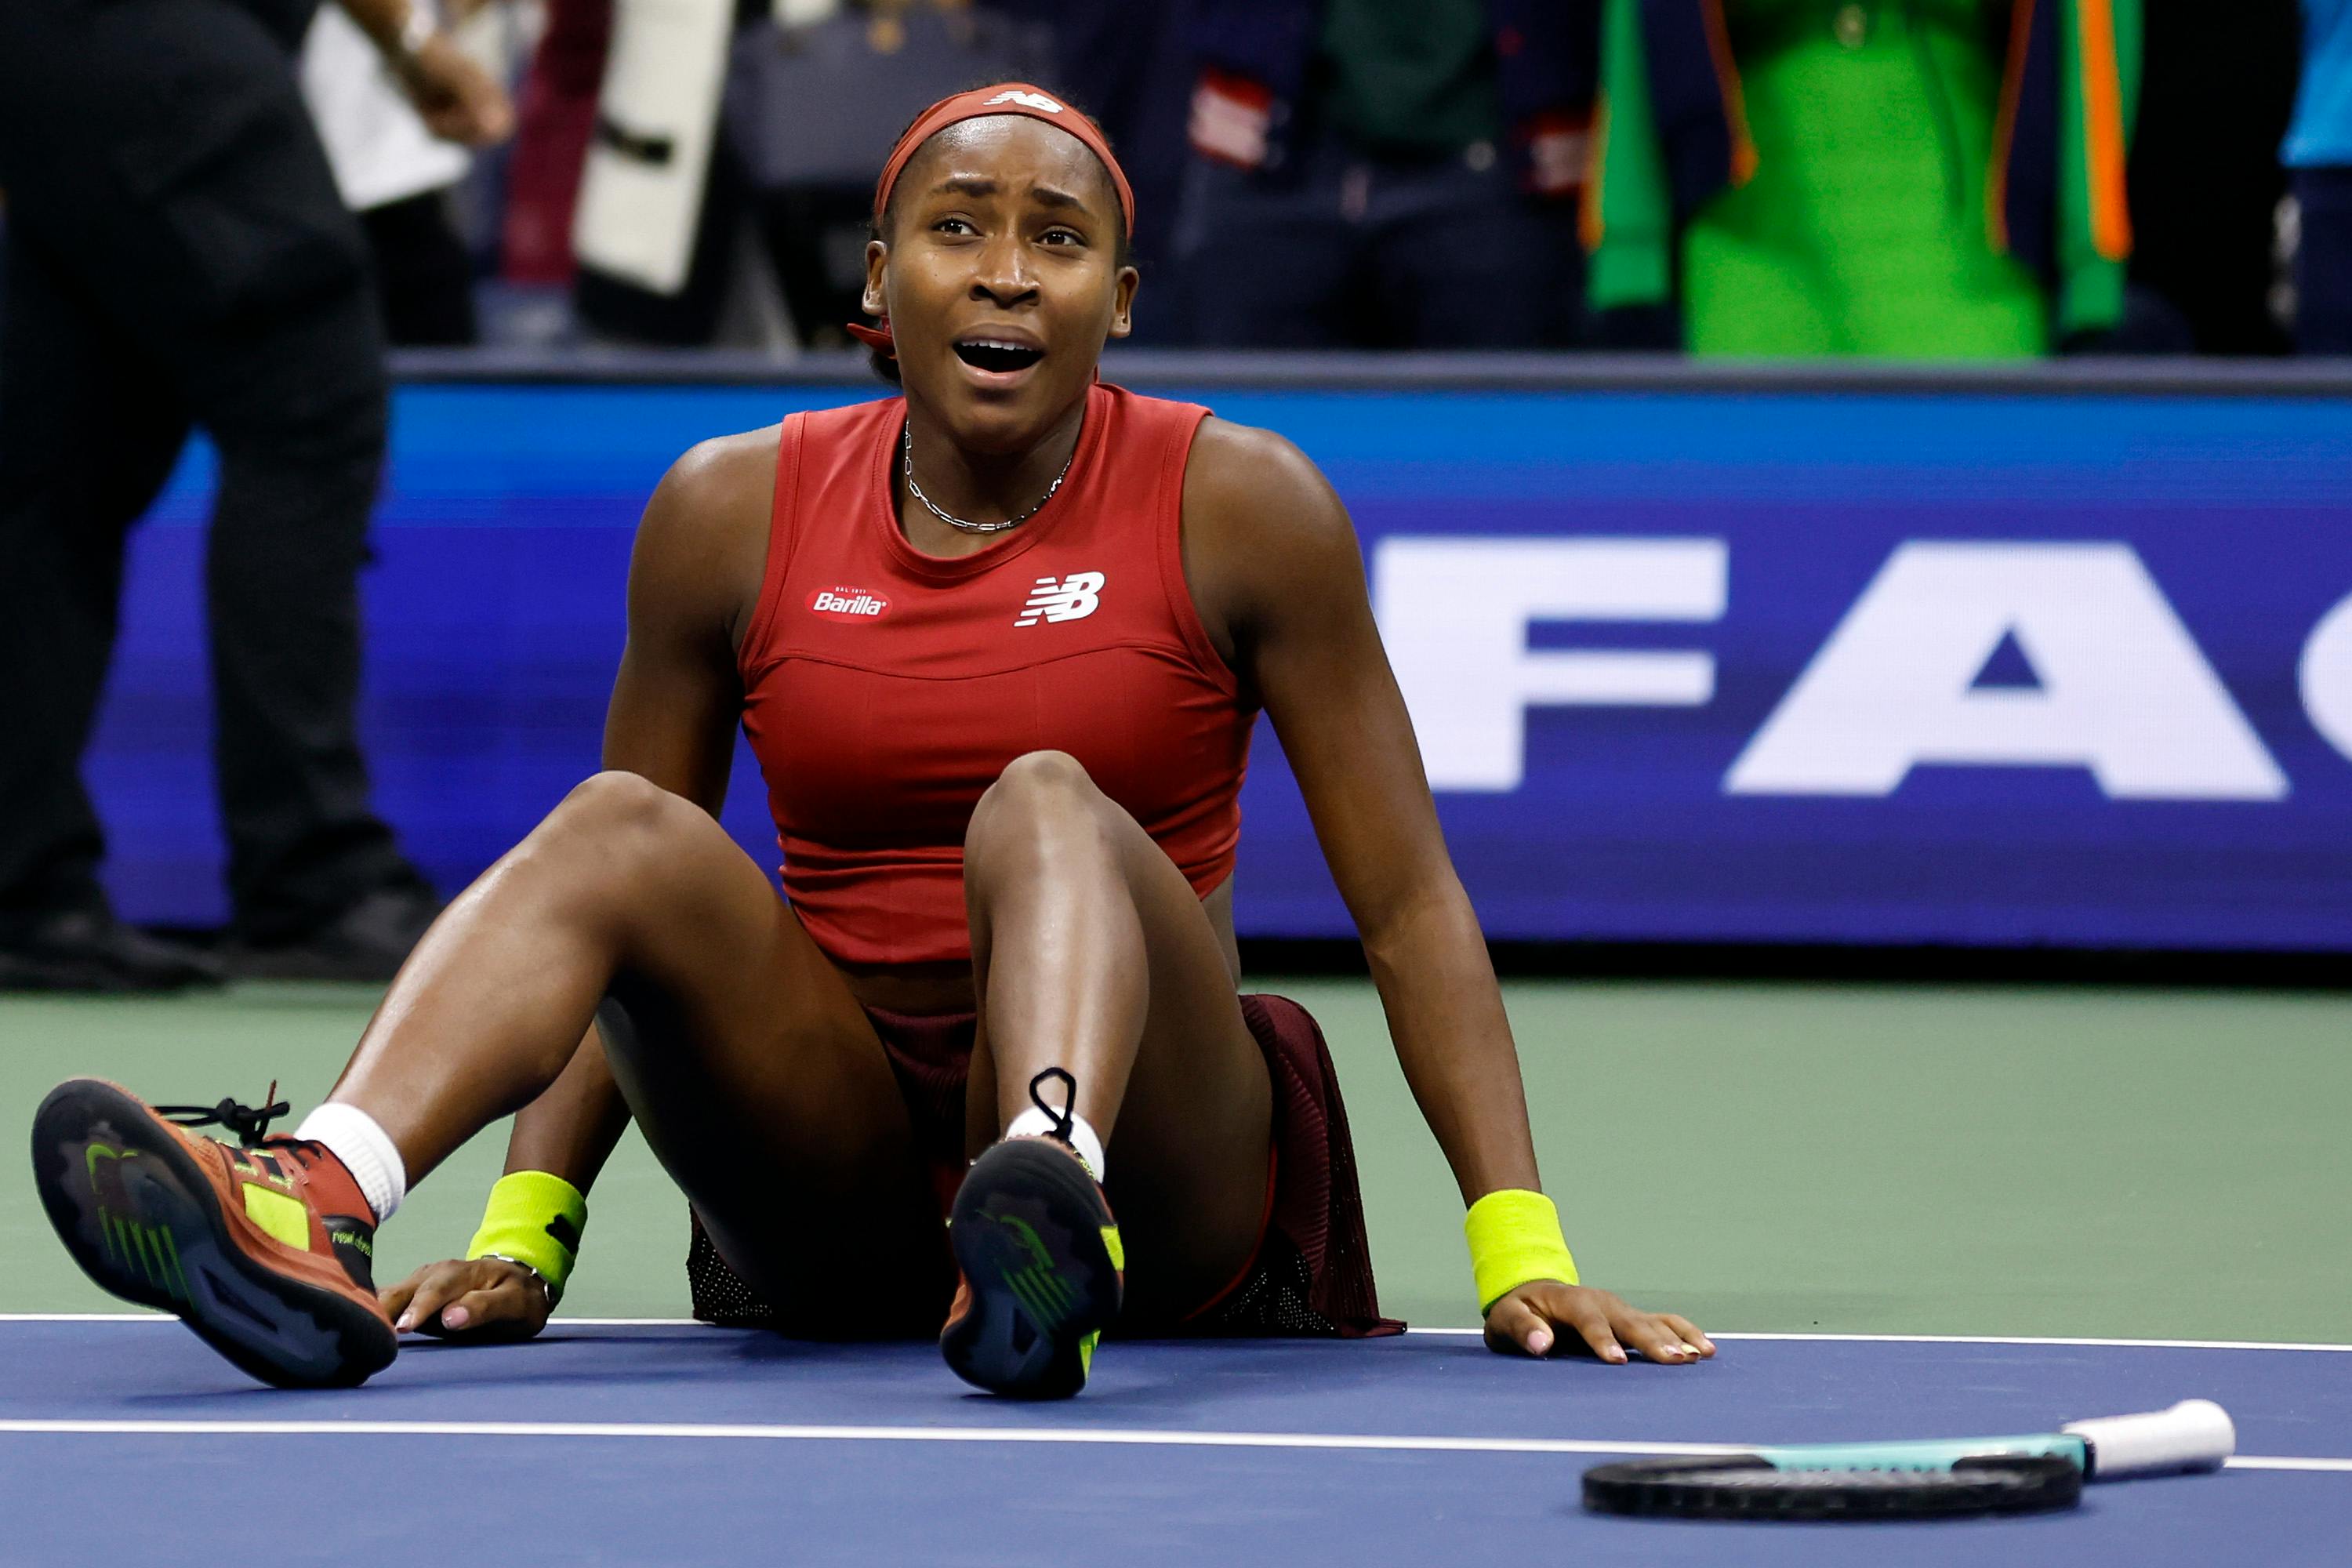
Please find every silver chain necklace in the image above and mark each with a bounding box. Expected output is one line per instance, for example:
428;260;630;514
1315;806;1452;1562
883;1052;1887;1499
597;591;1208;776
902;424;1074;535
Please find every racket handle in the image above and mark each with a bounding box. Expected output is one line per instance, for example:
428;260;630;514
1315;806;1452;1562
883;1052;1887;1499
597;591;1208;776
2062;1399;2235;1479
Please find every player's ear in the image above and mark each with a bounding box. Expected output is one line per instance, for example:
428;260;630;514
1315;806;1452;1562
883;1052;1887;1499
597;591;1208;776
862;240;889;318
1108;264;1138;340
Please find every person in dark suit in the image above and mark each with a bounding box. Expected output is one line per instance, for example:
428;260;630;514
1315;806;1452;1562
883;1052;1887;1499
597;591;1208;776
0;0;509;989
1173;0;1588;349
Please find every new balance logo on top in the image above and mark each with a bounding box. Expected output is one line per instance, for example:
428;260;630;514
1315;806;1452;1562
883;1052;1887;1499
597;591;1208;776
810;586;890;620
985;89;1064;114
1016;572;1105;626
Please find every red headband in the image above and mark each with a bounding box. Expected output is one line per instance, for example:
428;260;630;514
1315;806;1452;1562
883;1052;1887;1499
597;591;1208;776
850;83;1134;358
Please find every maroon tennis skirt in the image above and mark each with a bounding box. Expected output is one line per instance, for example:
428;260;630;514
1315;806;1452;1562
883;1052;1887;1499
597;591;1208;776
687;993;1402;1338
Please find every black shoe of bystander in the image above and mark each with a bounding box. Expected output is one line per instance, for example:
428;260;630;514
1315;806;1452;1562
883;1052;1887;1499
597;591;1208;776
223;884;445;984
0;909;226;993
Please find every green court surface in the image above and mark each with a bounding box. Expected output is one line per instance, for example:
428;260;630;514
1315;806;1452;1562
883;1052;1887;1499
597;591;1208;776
4;978;2346;1341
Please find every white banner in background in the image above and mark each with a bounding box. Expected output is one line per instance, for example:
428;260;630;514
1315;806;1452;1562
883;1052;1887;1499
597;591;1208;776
573;0;734;295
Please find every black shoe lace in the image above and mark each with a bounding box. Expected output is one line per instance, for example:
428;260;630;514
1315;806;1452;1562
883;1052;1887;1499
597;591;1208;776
1027;1066;1078;1146
155;1080;289;1149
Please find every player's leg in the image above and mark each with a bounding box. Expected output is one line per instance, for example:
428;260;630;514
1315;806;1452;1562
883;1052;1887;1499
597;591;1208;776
945;750;1272;1393
32;771;941;1383
328;771;948;1327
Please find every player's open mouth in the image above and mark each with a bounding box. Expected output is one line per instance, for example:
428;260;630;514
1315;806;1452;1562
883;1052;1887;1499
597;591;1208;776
954;338;1044;376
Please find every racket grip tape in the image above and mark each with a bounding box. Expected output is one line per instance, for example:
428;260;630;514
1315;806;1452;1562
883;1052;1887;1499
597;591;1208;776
2062;1399;2235;1479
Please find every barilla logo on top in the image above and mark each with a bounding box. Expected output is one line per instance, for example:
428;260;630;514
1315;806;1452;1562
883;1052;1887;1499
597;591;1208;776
809;586;890;620
985;89;1064;114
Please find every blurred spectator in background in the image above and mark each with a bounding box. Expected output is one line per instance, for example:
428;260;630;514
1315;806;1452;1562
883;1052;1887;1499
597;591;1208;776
721;0;1057;347
567;0;775;347
1587;0;2141;358
1172;0;1591;349
2120;0;2296;354
301;0;480;344
546;0;1052;349
0;0;508;989
1007;0;1198;343
2291;0;2352;353
492;0;610;341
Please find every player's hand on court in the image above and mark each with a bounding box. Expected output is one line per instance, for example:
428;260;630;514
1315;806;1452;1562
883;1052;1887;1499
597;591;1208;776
395;34;515;147
383;1257;550;1341
1483;1281;1714;1366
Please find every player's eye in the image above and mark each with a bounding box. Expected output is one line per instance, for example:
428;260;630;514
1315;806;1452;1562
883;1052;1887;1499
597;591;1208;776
1039;227;1084;247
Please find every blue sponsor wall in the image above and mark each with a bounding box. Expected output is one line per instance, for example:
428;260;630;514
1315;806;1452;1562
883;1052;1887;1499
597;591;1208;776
94;376;2352;950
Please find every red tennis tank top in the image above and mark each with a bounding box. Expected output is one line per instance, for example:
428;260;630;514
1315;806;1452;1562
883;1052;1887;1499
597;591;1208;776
736;382;1253;967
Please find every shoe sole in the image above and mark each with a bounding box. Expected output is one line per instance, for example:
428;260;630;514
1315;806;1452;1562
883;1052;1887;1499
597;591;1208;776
28;1080;397;1389
940;1140;1121;1399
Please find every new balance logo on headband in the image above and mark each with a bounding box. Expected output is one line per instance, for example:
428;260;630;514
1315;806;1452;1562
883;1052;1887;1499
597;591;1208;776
985;89;1064;114
1017;572;1104;626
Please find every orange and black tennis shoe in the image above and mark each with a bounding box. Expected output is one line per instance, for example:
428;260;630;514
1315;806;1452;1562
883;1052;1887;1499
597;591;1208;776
940;1069;1124;1400
30;1077;397;1388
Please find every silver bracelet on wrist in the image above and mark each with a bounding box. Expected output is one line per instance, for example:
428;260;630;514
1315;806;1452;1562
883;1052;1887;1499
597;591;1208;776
480;1253;554;1308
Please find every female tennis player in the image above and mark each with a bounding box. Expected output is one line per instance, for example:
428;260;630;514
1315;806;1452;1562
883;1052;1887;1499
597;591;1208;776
31;84;1713;1396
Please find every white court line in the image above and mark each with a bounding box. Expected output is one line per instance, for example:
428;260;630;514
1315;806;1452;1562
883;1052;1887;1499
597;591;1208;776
0;1418;1736;1455
2231;1457;2352;1473
1707;1332;2352;1354
0;1417;2339;1472
1410;1327;2352;1354
0;1314;714;1326
9;1314;2352;1352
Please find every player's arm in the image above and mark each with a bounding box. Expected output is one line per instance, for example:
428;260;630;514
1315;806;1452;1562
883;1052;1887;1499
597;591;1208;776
385;434;775;1338
1183;419;1711;1366
497;430;769;1189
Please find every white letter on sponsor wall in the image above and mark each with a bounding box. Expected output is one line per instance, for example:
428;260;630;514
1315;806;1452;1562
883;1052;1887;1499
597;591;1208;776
2302;591;2352;764
1726;543;2286;799
1374;538;1726;791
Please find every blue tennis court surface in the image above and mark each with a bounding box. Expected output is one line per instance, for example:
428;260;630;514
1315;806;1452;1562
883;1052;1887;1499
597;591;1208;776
2;1320;2343;1565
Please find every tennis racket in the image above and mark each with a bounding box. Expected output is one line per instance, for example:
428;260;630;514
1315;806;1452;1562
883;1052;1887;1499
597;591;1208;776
1583;1398;2234;1521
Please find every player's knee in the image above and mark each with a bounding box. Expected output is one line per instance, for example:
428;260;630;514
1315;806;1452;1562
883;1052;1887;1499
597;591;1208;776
967;750;1102;855
543;770;713;876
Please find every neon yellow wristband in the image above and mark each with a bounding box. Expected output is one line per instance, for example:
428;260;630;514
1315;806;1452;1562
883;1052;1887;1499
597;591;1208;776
1465;1189;1578;1314
466;1171;587;1306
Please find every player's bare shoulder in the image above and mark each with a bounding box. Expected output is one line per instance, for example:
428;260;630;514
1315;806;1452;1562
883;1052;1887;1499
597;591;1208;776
629;424;782;647
1183;416;1350;547
1181;416;1367;652
645;426;779;549
626;423;781;658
